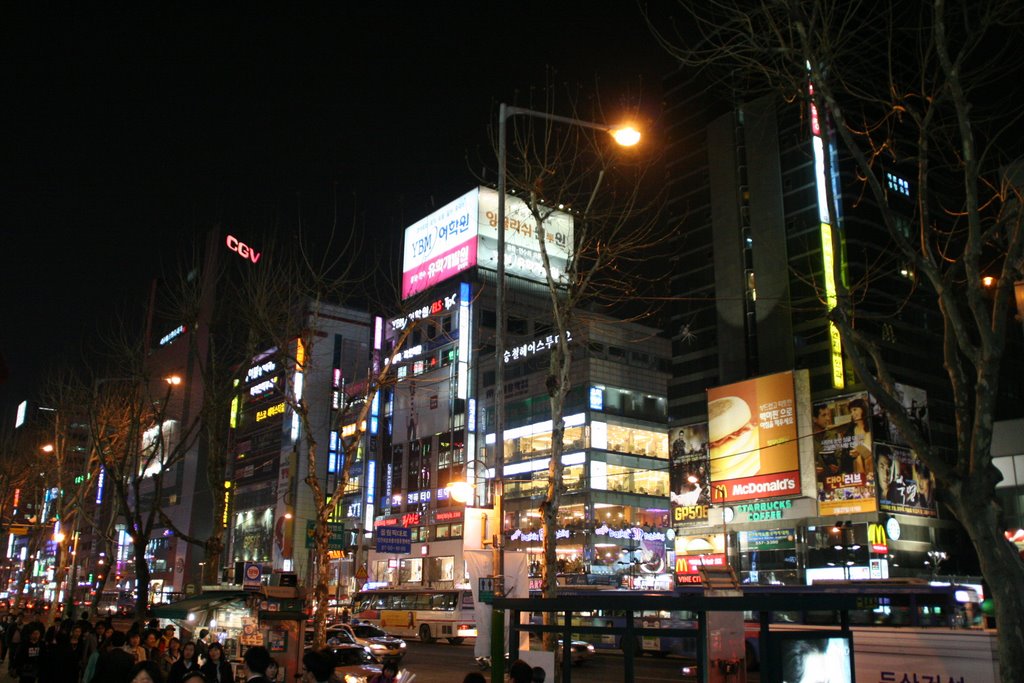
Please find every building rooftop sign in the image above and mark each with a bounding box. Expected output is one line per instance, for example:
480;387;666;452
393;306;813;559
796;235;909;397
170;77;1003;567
401;187;574;299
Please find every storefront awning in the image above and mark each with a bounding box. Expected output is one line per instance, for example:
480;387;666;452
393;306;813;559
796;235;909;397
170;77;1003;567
151;591;250;620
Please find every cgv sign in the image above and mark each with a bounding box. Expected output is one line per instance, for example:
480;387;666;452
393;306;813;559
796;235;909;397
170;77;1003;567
226;235;261;264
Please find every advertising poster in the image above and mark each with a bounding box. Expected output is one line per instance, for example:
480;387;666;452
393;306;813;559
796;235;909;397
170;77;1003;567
391;374;452;446
707;371;800;503
639;537;668;575
402;188;480;298
774;635;853;683
871;383;931;446
876;443;937;517
476;187;574;285
669;424;711;525
400;187;575;299
812;392;878;515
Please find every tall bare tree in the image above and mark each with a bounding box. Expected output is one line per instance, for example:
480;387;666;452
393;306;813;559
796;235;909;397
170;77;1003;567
88;355;200;618
37;368;105;619
155;235;256;587
649;1;1024;679
494;92;666;657
0;421;46;608
236;223;414;649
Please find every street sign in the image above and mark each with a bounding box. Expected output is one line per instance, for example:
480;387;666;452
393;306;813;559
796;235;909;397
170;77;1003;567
243;562;262;591
478;577;495;604
355;564;368;581
375;526;411;554
8;525;28;536
305;521;346;550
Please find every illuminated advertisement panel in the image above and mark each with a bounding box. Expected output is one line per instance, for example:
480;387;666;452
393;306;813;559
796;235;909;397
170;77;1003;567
400;187;575;299
812;392;878;515
674;553;726;584
769;633;853;683
876;443;936;517
810;80;845;389
401;189;479;298
707;371;800;503
669;424;711;525
871;383;936;517
476;186;573;284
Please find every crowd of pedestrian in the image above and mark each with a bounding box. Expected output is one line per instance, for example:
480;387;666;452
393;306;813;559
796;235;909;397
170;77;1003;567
0;611;277;683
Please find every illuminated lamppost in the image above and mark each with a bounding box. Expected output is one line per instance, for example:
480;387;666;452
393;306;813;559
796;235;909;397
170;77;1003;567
493;103;640;675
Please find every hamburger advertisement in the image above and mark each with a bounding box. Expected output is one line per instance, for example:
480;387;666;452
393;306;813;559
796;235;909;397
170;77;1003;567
707;371;801;503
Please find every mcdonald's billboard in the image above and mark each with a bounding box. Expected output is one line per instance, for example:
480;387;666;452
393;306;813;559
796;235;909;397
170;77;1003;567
867;523;888;553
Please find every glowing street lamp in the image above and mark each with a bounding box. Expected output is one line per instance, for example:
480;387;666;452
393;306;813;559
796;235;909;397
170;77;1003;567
611;126;642;147
165;375;183;386
446;480;474;505
490;103;641;676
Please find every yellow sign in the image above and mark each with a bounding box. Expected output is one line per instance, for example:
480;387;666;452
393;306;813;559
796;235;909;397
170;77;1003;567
820;222;844;389
256;401;286;422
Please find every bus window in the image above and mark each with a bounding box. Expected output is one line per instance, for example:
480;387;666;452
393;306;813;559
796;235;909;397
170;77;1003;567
430;592;456;610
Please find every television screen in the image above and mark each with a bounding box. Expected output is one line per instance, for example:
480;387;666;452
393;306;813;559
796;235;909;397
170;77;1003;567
772;632;854;683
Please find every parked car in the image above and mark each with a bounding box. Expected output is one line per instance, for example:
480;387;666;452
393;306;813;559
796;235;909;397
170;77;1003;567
331;623;408;663
312;644;382;683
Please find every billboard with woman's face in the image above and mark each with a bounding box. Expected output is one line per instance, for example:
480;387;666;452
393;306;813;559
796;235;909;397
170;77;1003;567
812;392;878;515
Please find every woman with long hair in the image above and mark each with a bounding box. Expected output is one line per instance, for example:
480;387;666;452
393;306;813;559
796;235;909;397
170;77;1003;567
199;642;232;683
167;641;200;683
845;398;873;476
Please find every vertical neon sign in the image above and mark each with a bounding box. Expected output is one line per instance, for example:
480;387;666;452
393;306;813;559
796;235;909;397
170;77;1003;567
371;316;383;436
810;80;845;389
457;282;471;399
291;339;305;442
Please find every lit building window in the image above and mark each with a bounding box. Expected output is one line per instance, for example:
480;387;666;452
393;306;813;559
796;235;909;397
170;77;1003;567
886;172;910;196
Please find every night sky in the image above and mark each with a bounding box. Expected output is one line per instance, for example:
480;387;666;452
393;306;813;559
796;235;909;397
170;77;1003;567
1;4;676;417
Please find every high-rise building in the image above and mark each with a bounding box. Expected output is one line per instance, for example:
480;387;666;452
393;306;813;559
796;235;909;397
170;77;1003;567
662;74;998;583
366;188;674;592
226;302;373;585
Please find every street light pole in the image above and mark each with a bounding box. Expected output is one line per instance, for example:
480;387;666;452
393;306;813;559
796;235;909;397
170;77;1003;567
493;103;639;675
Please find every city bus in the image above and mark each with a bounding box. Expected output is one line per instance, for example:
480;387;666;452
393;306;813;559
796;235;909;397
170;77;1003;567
549;580;988;670
351;588;476;644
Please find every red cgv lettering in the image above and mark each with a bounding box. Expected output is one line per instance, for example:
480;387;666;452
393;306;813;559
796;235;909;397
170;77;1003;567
226;234;261;264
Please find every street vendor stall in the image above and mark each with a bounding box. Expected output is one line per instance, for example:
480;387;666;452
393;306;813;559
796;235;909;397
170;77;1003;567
153;585;307;682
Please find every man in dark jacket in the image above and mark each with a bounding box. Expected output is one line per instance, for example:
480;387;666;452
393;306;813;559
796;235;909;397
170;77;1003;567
243;645;273;683
91;631;134;683
11;625;44;683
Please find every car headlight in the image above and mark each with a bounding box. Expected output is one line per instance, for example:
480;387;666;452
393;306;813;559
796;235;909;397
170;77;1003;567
399;642;407;648
587;644;595;653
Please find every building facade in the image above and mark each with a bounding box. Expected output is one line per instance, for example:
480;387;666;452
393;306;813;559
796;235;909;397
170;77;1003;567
366;187;673;591
662;73;983;585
